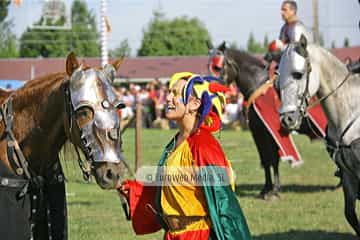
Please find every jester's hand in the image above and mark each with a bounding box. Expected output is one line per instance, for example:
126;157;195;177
117;181;130;199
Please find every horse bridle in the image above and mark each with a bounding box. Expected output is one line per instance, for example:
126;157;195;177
292;44;353;115
210;51;253;94
219;53;240;81
289;44;357;146
208;51;226;79
63;81;93;181
0;97;35;188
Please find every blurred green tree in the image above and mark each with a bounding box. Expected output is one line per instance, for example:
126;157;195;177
19;0;99;57
110;39;131;57
331;40;336;49
0;0;18;58
0;0;10;23
319;33;325;47
0;21;18;58
138;10;211;56
246;32;267;54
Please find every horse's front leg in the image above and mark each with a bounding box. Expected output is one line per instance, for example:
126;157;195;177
248;108;279;200
342;171;360;236
260;164;273;198
273;160;281;195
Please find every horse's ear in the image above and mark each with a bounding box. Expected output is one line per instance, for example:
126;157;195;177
299;34;308;49
206;40;213;50
103;65;115;83
66;52;80;76
112;57;124;71
219;41;227;52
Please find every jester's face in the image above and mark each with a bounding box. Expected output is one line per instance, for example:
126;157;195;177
166;73;228;132
165;79;188;121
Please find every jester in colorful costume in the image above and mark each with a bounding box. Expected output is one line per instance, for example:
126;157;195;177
118;72;251;240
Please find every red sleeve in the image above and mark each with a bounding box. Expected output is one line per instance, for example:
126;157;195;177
121;180;162;235
187;129;229;167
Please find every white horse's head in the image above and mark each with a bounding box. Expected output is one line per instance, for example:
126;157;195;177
278;35;320;130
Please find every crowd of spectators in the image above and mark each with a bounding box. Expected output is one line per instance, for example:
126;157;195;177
114;78;168;129
114;79;247;130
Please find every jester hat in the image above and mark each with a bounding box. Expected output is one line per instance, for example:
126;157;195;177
169;72;229;132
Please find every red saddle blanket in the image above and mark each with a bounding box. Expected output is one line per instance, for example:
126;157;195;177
251;86;327;167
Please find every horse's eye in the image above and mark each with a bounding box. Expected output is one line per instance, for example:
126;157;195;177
213;65;222;72
75;106;94;127
114;100;125;109
292;72;303;80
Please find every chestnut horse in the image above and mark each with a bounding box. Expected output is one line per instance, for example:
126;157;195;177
0;53;126;240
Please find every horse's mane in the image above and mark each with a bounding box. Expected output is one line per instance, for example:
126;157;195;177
226;48;266;69
0;89;13;104
308;44;349;82
313;45;347;70
13;72;69;109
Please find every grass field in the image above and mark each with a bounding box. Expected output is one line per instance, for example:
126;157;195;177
61;129;358;240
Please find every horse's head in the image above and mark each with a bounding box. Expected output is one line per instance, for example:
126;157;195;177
207;41;269;99
65;53;126;189
207;41;237;85
278;35;320;131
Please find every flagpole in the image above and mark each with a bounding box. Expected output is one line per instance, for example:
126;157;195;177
100;0;108;67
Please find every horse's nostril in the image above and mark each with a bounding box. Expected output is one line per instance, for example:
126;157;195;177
106;169;113;180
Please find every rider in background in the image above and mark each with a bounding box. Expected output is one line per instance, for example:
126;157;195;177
264;0;313;64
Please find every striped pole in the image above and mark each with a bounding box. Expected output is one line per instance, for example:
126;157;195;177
100;0;108;67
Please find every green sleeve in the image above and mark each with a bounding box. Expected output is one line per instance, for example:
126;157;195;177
202;166;251;240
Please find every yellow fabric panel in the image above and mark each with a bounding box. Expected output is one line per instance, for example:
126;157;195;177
161;141;208;217
225;158;236;192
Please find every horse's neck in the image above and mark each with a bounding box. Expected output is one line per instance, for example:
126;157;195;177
238;67;268;99
227;53;267;99
6;74;68;175
312;45;360;143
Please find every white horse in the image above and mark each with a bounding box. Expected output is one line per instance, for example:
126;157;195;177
277;34;360;236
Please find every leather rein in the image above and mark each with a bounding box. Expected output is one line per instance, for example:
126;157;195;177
296;52;358;148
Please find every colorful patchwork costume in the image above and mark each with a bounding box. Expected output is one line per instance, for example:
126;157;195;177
120;73;251;240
